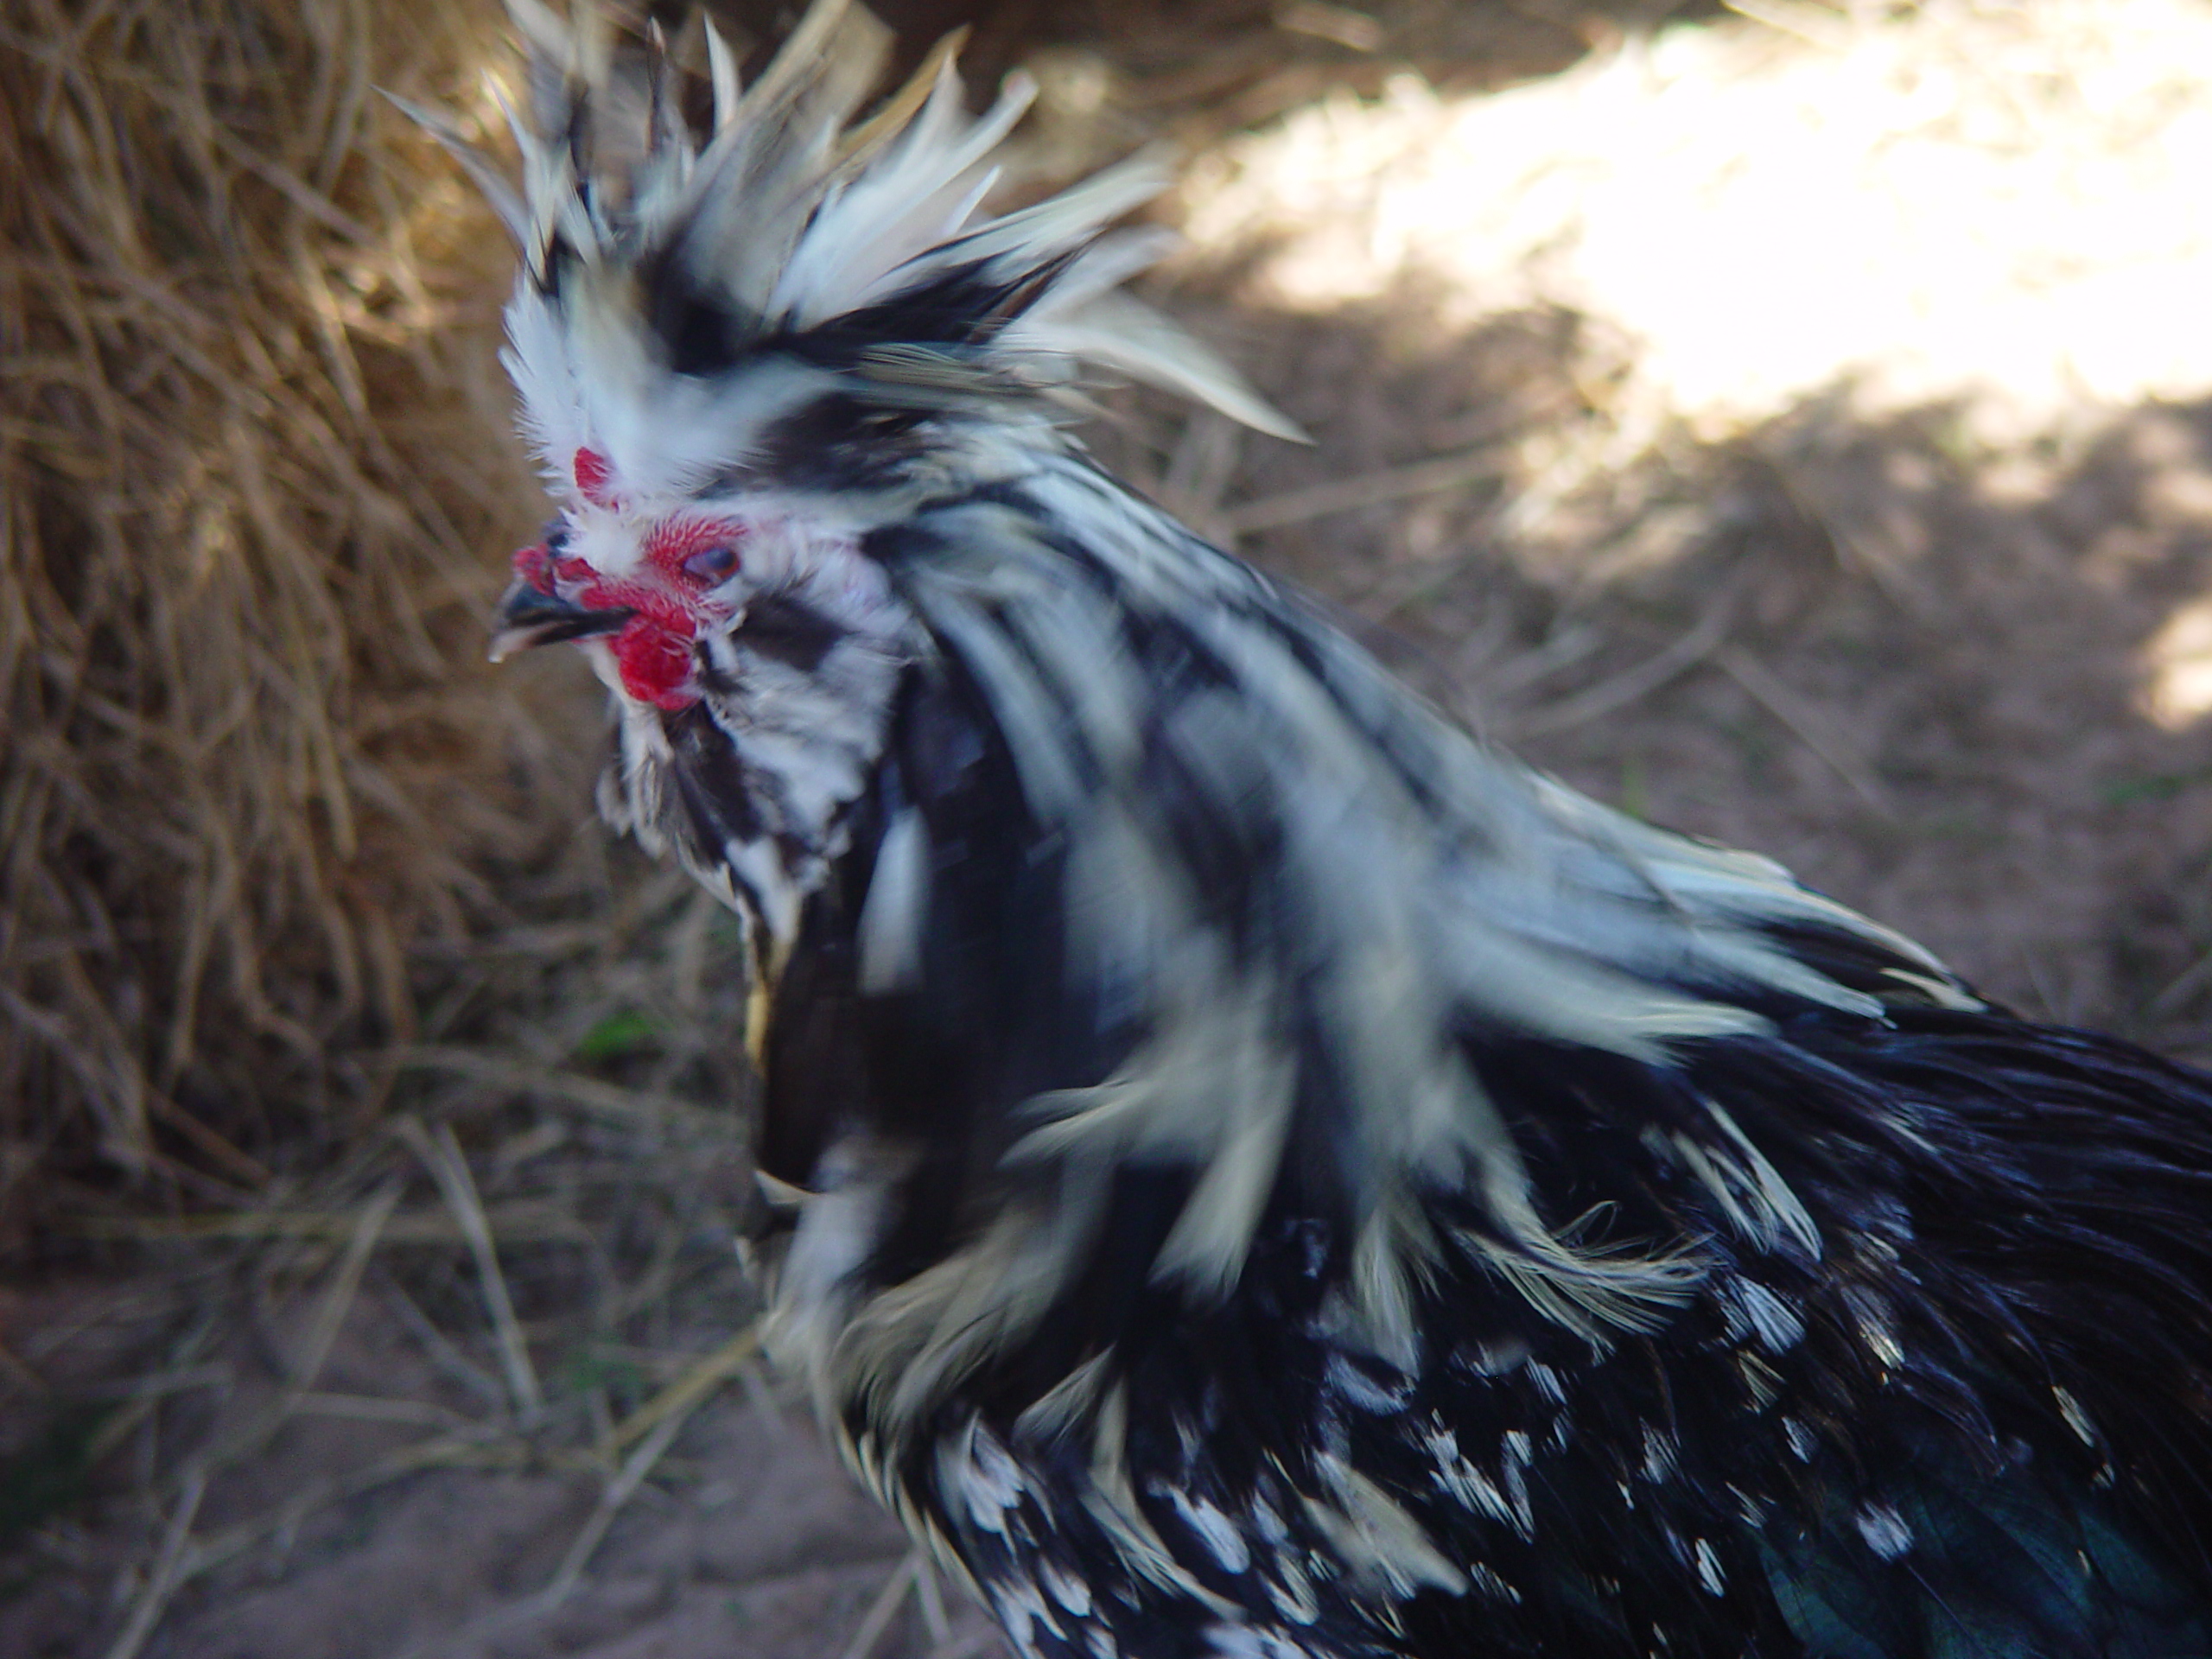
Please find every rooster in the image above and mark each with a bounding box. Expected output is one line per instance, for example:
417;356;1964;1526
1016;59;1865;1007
410;4;2212;1654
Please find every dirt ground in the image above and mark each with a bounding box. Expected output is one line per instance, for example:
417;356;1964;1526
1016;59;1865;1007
11;2;2212;1656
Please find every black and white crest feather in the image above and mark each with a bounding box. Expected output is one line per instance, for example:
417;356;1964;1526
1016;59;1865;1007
428;7;2212;1656
402;0;1296;517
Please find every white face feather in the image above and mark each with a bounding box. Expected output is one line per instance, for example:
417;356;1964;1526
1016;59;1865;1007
579;500;919;957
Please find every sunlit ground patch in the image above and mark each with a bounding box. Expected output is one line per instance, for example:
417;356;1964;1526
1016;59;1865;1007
1179;0;2212;439
2143;597;2212;729
1174;0;2212;727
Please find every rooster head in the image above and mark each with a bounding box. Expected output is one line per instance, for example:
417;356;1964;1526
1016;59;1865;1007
402;0;1295;713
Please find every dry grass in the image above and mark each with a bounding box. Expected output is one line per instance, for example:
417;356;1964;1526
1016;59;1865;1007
0;855;887;1656
0;0;595;1223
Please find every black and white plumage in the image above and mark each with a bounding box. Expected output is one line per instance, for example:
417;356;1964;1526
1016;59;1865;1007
424;6;2212;1655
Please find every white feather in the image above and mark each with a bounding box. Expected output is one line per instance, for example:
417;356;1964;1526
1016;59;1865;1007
404;0;1296;510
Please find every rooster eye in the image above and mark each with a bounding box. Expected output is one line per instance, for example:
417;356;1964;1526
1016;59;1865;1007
682;543;740;582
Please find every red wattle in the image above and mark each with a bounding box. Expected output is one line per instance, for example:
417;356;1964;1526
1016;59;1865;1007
612;614;699;710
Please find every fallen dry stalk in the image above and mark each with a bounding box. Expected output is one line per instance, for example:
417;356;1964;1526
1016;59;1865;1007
605;1323;765;1456
1504;600;1736;740
393;1117;542;1415
385;1044;728;1132
163;1325;769;1659
1716;645;1898;820
60;1203;588;1247
99;1471;204;1659
542;1405;689;1605
1221;443;1502;535
837;1552;925;1659
284;1181;402;1393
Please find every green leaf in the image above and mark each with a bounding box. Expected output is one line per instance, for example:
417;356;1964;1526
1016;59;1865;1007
573;1008;664;1062
2098;767;2212;806
0;1406;111;1547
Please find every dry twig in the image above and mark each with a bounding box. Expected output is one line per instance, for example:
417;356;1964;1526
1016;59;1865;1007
393;1118;542;1416
1507;602;1735;740
1223;446;1500;535
1716;647;1897;819
838;1552;924;1659
99;1471;204;1659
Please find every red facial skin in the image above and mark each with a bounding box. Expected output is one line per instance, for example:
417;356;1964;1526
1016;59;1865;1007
572;446;617;508
512;450;747;711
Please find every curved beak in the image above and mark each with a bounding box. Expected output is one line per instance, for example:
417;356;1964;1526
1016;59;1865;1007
488;577;632;662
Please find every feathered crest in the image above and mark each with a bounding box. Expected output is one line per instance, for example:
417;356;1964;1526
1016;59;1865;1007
396;0;1296;506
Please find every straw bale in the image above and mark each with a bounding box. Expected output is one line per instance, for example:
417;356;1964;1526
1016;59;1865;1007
0;0;588;1226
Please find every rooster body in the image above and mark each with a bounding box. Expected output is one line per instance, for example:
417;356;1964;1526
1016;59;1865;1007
425;7;2212;1654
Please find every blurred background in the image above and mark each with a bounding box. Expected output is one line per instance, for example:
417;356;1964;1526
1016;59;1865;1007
8;0;2212;1653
